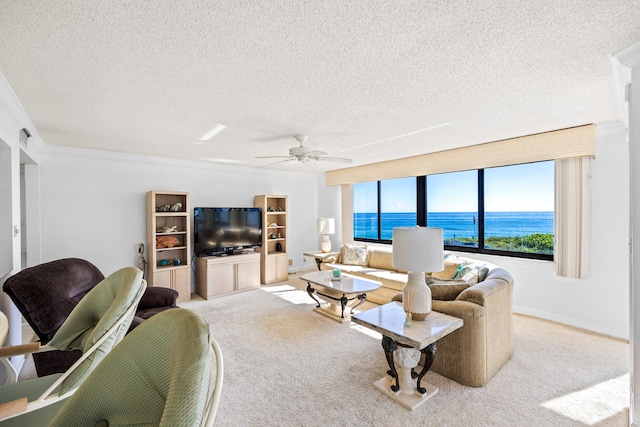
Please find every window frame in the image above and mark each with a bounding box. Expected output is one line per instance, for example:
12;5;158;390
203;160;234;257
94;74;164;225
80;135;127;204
353;165;554;261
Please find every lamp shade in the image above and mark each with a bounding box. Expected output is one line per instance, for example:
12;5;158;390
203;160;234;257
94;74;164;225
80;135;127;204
317;218;335;235
392;227;444;273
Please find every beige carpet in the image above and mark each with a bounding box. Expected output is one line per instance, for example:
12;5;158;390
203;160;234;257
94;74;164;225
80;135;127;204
17;279;630;426
181;279;629;427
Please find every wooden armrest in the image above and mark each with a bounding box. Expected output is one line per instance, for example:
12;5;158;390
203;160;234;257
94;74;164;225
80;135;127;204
0;397;27;419
0;342;40;358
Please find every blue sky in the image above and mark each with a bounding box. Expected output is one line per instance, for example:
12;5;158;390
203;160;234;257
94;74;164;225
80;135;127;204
354;161;555;213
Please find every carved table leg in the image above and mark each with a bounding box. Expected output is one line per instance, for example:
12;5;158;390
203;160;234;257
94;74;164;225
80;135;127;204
381;336;399;392
416;342;436;394
340;294;348;318
306;283;321;308
349;293;367;314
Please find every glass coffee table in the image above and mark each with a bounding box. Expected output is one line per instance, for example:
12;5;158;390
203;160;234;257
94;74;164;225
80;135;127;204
352;302;463;410
300;270;381;323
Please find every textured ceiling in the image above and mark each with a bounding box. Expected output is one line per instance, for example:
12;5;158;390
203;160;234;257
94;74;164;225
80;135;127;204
1;1;639;174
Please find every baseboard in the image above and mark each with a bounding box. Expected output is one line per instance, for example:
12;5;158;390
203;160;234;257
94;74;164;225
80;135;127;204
513;305;628;341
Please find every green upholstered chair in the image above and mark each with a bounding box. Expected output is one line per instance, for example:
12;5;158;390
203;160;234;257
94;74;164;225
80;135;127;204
49;308;224;427
0;267;146;426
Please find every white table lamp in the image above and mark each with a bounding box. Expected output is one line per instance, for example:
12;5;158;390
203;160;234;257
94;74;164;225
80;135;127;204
392;227;444;320
317;218;336;253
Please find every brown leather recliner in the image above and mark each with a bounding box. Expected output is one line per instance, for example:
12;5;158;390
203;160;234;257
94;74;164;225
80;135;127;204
3;258;178;377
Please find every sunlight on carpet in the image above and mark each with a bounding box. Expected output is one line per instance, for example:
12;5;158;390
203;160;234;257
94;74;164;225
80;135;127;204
541;374;629;425
261;284;314;304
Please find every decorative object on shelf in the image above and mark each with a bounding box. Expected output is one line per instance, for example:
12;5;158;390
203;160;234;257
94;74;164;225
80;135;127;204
317;218;336;253
156;204;171;212
277;232;282;238
275;242;282;252
173;259;182;266
267;206;275;212
137;243;147;279
392;226;443;321
157;225;177;233
268;223;278;228
158;260;169;266
269;233;277;239
170;202;183;212
156;235;180;248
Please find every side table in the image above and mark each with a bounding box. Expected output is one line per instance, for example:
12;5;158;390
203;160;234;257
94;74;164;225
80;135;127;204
351;302;463;410
303;251;336;271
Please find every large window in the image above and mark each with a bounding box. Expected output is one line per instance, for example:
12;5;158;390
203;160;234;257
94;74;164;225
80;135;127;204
426;170;478;248
484;162;554;255
353;161;554;260
354;177;416;241
353;181;378;240
381;178;417;240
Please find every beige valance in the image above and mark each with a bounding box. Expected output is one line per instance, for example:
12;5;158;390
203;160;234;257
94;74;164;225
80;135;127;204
326;124;596;186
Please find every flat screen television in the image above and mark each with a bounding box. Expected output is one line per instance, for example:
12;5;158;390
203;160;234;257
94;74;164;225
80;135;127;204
194;207;262;256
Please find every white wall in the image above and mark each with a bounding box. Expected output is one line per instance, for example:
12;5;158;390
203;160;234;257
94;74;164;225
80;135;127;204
316;176;342;249
37;146;321;285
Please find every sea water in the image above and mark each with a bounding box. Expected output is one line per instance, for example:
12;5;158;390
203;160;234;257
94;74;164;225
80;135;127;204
354;211;554;241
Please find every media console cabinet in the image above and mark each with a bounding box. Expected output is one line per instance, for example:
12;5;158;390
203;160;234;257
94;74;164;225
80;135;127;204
195;252;261;299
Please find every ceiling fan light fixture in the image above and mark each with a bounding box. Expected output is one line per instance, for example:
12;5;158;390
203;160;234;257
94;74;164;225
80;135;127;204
200;123;227;141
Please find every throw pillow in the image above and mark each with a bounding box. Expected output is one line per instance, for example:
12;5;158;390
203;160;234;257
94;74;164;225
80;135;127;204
340;244;368;266
431;258;465;280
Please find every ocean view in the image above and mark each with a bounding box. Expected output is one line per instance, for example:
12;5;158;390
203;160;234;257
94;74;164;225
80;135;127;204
354;211;554;241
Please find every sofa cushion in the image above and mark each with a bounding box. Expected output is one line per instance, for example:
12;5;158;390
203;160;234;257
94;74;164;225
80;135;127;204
368;249;394;270
340;244;368;266
429;268;480;300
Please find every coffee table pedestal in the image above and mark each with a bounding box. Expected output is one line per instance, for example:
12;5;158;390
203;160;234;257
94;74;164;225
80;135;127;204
310;286;367;323
301;271;381;323
373;346;438;411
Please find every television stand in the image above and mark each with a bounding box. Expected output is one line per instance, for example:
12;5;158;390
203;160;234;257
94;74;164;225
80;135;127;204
195;252;260;299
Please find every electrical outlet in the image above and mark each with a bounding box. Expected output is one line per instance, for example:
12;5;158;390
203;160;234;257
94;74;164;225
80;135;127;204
289;259;293;265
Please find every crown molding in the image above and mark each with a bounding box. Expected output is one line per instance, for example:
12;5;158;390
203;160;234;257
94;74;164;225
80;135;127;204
615;39;640;68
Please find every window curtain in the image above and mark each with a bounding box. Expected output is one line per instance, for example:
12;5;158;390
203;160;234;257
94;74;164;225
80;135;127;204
555;157;591;278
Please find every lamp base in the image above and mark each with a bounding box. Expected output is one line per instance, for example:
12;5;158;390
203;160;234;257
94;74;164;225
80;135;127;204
321;235;331;253
402;271;432;320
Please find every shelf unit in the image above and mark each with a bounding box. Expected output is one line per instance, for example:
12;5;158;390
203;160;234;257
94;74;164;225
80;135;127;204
146;191;191;302
254;195;288;284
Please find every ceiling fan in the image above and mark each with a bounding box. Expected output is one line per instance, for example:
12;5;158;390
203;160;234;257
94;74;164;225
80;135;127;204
256;135;352;164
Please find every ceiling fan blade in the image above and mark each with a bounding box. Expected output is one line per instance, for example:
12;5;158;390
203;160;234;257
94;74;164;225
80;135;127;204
304;150;328;157
255;155;292;159
319;156;352;163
